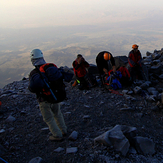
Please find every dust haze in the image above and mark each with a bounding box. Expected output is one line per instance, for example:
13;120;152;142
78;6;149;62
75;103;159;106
0;20;163;88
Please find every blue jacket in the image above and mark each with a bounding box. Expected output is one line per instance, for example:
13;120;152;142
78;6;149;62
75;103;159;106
107;71;122;90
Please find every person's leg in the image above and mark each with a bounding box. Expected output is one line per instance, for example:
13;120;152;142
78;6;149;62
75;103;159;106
129;67;136;82
78;77;88;90
137;66;146;80
39;102;63;138
51;103;67;135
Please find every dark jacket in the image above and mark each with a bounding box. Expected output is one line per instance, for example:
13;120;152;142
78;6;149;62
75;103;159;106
96;51;115;74
128;50;142;67
72;59;89;78
28;64;65;103
28;66;47;102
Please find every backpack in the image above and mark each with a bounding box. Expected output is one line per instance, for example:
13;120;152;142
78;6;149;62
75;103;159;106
39;63;66;103
118;66;130;78
117;66;132;86
106;70;122;90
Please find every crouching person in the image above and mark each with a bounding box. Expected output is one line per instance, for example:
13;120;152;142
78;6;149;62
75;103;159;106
72;54;90;90
28;49;67;141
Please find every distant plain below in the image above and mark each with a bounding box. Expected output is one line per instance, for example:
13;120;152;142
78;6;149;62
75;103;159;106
0;23;163;88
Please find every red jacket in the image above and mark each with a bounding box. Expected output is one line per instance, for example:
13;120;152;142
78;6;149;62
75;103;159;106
128;50;142;67
72;59;89;78
118;66;130;78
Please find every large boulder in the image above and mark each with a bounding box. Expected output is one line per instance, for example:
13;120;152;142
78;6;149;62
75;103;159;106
88;64;99;75
94;125;135;156
133;136;155;155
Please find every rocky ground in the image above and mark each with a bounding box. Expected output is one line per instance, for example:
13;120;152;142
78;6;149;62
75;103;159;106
0;77;163;163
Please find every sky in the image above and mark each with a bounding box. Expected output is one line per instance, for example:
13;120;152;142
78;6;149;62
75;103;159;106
1;0;163;29
0;0;163;88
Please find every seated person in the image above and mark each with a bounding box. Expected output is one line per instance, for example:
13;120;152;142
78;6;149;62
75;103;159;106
96;51;116;85
72;54;90;90
118;66;132;86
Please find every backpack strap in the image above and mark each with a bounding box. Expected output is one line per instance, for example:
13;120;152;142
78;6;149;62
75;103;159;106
39;63;57;73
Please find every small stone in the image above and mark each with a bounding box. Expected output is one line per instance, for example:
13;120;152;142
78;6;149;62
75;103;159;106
64;112;71;116
54;147;64;153
68;131;78;141
20;111;26;115
29;157;43;163
127;91;134;95
84;105;90;108
66;147;78;154
122;90;128;94
12;95;19;99
133;86;142;94
5;115;16;122
83;115;90;119
41;127;49;131
0;129;5;133
115;154;120;158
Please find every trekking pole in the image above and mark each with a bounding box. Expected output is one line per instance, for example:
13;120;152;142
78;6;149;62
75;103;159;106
0;157;8;163
35;65;57;101
140;69;148;81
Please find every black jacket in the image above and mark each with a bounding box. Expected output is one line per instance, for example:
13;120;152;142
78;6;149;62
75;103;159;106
96;51;115;74
28;67;46;102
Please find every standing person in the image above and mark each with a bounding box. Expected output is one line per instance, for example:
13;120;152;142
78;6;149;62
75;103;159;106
96;51;116;84
72;54;90;90
28;49;67;141
128;44;144;81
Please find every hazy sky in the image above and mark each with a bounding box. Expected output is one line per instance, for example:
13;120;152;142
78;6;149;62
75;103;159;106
1;0;163;28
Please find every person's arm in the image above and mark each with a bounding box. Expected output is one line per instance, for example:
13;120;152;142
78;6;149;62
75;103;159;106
83;59;90;68
110;55;115;67
73;60;81;70
28;69;45;93
110;55;116;72
128;52;136;67
103;68;108;74
112;66;116;73
137;51;143;66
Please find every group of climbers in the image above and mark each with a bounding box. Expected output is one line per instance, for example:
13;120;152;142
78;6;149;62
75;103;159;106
27;44;145;141
72;44;144;90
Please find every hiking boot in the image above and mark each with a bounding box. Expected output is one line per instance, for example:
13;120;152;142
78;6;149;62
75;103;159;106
49;136;64;141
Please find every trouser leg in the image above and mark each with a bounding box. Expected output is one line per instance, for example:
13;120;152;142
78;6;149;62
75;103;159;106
78;77;88;90
51;103;67;134
39;102;62;137
129;67;137;82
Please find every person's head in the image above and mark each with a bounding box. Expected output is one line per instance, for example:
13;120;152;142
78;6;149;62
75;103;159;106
132;44;139;52
77;54;83;59
30;49;46;66
77;54;84;62
104;52;111;61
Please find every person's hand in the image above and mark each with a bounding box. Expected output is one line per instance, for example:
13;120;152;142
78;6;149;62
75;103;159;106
112;66;116;73
103;68;108;74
